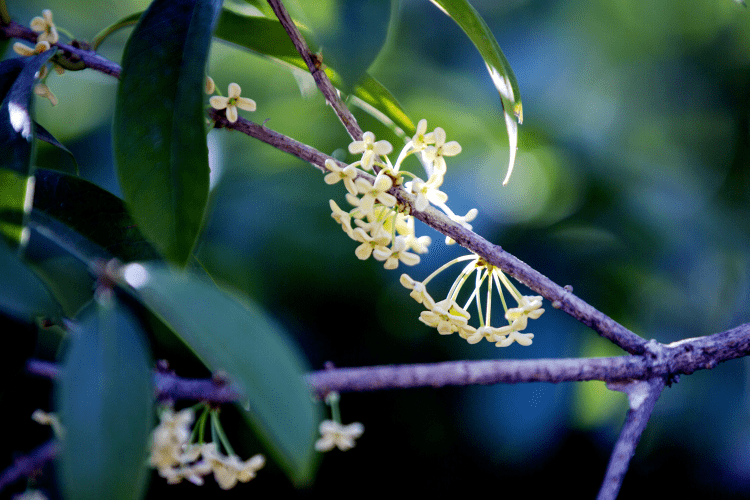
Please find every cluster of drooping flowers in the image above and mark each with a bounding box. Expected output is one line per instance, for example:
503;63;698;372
12;9;64;106
325;122;544;346
401;254;544;347
326;119;477;271
149;405;265;490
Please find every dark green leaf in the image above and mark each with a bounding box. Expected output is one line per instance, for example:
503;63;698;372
297;0;394;92
121;263;318;484
429;0;522;184
0;238;60;324
113;0;222;266
57;292;153;500
33;169;160;262
34;122;78;174
0;50;57;174
214;9;415;139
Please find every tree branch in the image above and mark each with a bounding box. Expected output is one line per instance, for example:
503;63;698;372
266;0;363;141
597;377;666;500
1;10;646;353
0;440;58;492
26;321;750;400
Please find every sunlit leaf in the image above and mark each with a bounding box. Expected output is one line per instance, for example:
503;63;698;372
113;0;222;266
121;263;318;484
57;293;153;500
0;50;56;174
429;0;522;184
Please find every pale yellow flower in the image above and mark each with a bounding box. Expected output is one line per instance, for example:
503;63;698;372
34;83;57;106
315;420;364;452
355;173;397;216
202;443;265;490
324;158;358;196
13;41;51;57
423;127;461;174
30;10;58;44
348;131;392;171
372;236;420;270
210;83;256;123
204;75;216;94
400;273;436;309
419;299;471;335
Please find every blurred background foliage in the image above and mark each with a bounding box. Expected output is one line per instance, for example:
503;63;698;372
5;0;750;497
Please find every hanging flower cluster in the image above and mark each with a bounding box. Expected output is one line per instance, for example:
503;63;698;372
149;406;265;490
325;119;477;273
401;254;544;347
325;120;544;346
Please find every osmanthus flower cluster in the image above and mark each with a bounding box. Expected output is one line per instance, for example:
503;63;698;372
12;9;64;106
325;119;476;272
325;120;544;346
401;254;544;346
149;406;265;490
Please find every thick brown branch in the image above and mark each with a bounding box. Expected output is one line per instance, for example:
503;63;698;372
266;0;363;141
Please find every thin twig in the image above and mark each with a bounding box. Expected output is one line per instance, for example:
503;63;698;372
0;440;58;492
597;377;666;500
266;0;363;141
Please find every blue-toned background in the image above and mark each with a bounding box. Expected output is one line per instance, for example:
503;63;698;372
8;0;750;497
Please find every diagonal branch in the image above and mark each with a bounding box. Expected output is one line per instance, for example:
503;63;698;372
0;440;58;492
597;377;666;500
210;110;648;354
0;12;645;353
266;0;363;141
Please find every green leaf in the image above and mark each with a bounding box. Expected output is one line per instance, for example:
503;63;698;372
35;122;79;174
0;50;57;175
349;74;416;139
113;0;222;266
0;239;60;324
214;9;415;138
57;293;153;500
429;0;522;184
0;169;32;244
121;263;318;484
33;169;160;262
296;0;394;92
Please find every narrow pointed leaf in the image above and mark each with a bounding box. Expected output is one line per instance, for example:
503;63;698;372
113;0;222;266
0;50;57;174
429;0;522;184
57;294;153;500
35;122;78;174
121;263;318;484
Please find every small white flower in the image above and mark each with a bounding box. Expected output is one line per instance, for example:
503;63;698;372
422;127;461;175
324;158;358;196
372;236;420;270
355;173;397;216
210;83;256;123
202;443;265;490
30;10;58;44
349;131;392;171
315;420;364;452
